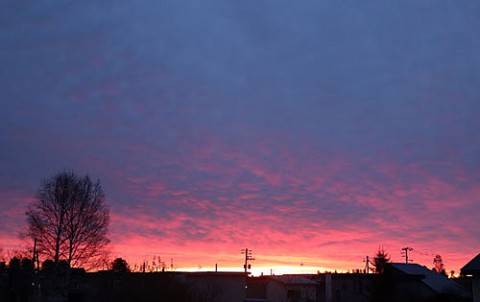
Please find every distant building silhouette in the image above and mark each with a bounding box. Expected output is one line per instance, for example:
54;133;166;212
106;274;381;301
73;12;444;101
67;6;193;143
0;261;474;302
461;253;480;302
245;264;471;302
388;263;470;301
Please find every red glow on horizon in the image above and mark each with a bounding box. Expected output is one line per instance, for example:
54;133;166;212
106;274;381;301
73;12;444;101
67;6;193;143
1;147;479;277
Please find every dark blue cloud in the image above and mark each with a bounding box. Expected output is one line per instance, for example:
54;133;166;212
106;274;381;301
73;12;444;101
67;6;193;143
1;0;480;272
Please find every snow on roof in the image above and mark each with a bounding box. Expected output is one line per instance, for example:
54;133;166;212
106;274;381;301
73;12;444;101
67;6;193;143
390;263;463;295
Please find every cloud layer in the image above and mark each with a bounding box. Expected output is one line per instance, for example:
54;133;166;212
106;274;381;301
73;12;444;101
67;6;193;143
1;1;479;274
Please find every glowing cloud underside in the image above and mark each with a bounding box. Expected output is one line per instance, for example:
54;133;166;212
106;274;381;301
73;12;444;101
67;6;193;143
1;1;480;276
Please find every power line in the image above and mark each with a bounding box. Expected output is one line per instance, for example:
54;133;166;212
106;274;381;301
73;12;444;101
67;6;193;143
411;248;436;257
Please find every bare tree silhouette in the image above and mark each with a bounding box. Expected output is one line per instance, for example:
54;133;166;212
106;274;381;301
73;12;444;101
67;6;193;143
25;171;110;269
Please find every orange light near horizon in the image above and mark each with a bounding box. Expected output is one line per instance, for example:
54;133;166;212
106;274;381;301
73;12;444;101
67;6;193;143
173;265;338;276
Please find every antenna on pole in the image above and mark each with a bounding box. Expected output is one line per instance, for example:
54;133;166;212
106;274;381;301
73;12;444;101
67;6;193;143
241;248;255;274
401;247;413;264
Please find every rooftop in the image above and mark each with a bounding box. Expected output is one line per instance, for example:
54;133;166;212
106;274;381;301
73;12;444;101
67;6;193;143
460;253;480;276
390;263;465;296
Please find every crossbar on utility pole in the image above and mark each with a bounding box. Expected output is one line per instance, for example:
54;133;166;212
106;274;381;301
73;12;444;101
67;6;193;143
241;248;255;274
401;247;413;264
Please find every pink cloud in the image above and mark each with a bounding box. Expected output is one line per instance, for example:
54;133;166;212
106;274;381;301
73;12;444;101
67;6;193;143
1;124;478;276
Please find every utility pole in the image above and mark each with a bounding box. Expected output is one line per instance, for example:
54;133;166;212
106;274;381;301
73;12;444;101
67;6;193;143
241;248;255;274
32;238;37;270
32;238;41;271
401;247;413;264
363;256;373;273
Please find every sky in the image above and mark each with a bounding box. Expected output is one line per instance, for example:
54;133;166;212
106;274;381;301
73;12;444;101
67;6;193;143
1;1;480;275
